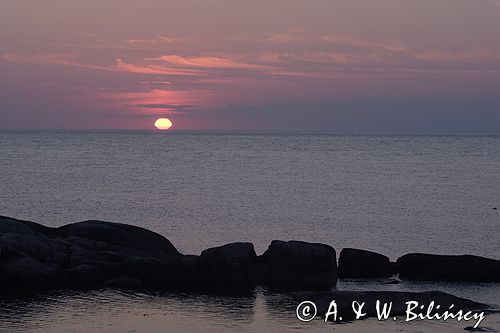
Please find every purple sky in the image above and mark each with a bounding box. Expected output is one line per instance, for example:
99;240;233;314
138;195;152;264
1;0;500;132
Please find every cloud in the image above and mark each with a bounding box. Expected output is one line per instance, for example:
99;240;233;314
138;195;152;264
1;53;206;76
132;103;200;112
147;55;268;70
53;35;185;51
3;29;500;119
115;58;206;76
412;50;500;63
5;27;500;85
266;32;305;43
0;53;113;72
319;35;408;52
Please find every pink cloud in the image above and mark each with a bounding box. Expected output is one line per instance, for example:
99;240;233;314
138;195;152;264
1;53;207;76
147;55;268;70
4;28;500;122
114;58;206;76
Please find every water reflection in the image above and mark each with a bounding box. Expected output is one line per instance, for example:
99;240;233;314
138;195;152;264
1;283;498;333
0;289;256;332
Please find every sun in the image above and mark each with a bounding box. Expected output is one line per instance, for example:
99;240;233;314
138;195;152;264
154;118;173;130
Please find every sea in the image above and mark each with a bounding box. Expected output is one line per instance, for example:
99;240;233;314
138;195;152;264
0;130;499;332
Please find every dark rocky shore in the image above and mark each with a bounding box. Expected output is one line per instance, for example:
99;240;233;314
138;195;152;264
1;215;499;292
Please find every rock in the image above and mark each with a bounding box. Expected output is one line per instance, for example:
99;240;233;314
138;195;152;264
339;248;394;278
0;247;68;288
397;253;500;282
464;326;496;332
0;215;182;290
0;216;37;235
67;243;106;268
201;242;257;287
105;276;143;289
164;255;210;289
261;240;337;288
110;257;167;286
6;214;497;293
201;242;257;264
249;261;271;283
0;232;61;263
56;220;181;260
69;264;108;287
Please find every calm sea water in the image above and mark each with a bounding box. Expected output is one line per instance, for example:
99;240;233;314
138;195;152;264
1;131;499;332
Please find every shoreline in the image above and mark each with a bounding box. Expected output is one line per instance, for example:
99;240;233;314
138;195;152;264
1;215;499;331
1;215;499;291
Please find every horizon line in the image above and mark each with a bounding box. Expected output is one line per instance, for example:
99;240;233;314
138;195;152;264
1;128;500;137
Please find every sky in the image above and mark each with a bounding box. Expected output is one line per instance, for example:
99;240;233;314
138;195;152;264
1;0;500;132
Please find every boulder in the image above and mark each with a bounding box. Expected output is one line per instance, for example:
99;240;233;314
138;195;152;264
164;255;210;289
67;243;106;268
339;248;394;278
397;253;500;282
0;232;63;263
0;247;68;288
201;242;257;287
0;215;182;290
56;220;181;260
0;216;38;235
261;240;337;288
69;264;108;287
110;257;168;286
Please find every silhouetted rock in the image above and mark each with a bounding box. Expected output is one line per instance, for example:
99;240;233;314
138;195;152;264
339;248;393;278
110;257;168;285
397;253;500;282
0;216;37;235
7;214;498;293
261;240;337;288
164;255;211;289
0;247;68;288
201;242;257;287
1;216;340;291
0;215;181;290
56;220;180;260
464;326;496;332
69;264;108;287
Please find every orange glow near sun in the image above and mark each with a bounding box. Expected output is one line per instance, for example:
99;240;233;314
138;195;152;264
154;118;173;130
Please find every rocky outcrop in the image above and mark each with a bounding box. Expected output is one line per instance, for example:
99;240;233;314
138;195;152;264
163;241;339;290
0;215;180;289
201;242;257;287
56;220;180;260
259;240;337;289
339;248;394;278
3;215;500;291
397;253;500;282
0;216;339;291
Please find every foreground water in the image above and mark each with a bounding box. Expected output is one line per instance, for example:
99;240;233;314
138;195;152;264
1;131;499;332
1;284;499;333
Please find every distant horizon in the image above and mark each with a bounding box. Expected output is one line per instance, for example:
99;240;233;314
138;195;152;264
1;127;500;137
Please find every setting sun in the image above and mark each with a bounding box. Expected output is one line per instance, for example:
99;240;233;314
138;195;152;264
154;118;173;130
